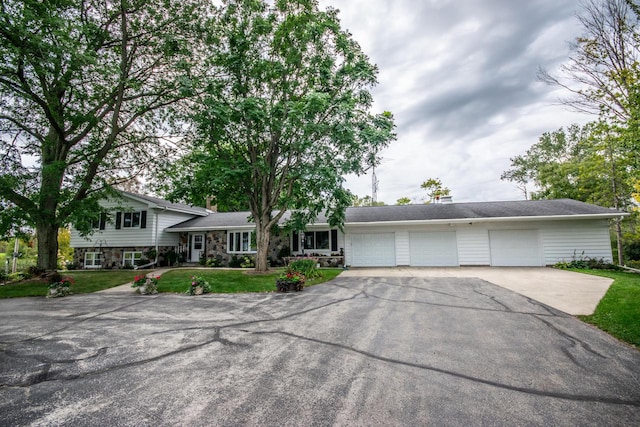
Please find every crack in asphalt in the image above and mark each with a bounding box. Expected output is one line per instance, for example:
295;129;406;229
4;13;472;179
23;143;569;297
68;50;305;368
251;329;640;408
471;286;512;311
0;327;234;388
1;297;158;346
0;291;367;388
362;291;559;317
362;279;465;299
533;315;606;360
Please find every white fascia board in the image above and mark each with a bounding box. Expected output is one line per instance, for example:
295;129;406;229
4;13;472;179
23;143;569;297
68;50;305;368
121;193;207;217
343;212;628;228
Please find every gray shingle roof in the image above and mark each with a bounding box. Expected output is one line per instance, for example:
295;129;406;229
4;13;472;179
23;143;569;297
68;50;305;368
121;191;209;216
166;199;623;231
344;199;621;223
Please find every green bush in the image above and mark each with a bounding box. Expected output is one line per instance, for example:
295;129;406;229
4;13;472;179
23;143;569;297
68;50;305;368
240;256;256;268
229;255;242;268
554;251;621;270
289;258;320;278
206;257;222;267
625;260;640;269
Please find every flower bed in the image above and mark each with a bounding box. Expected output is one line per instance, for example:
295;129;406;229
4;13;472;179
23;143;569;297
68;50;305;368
131;275;159;295
276;270;305;292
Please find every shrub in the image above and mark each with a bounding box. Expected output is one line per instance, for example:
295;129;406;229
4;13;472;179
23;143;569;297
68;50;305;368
229;255;242;268
188;275;211;295
554;250;621;270
289;258;320;278
206;257;222;267
240;256;256;268
27;265;45;277
625;260;640;269
65;261;78;270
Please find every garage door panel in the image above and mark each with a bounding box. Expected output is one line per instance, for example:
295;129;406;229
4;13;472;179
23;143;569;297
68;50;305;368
410;231;458;267
351;233;396;267
490;229;541;266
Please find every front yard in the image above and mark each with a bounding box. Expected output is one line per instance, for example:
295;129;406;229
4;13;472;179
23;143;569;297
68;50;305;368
575;269;640;349
0;268;343;298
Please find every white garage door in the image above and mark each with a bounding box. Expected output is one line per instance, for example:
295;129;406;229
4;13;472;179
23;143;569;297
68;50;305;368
410;231;458;266
351;233;396;267
490;230;542;266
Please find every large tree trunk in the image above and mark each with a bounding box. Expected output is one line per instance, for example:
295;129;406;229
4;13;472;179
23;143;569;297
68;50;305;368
255;219;271;273
36;221;59;271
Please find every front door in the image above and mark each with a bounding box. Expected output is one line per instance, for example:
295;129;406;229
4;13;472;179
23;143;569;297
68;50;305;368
191;233;204;263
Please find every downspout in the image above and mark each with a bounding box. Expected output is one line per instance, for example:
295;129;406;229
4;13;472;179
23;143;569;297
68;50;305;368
135;207;164;270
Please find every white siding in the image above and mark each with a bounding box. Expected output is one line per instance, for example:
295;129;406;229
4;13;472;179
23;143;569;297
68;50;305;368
456;228;490;265
541;220;613;264
395;231;410;266
344;219;612;267
155;211;195;246
70;197;199;248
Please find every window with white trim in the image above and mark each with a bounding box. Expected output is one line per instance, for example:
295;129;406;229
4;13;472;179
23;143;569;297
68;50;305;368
123;251;142;267
84;252;102;269
228;231;256;253
293;230;334;251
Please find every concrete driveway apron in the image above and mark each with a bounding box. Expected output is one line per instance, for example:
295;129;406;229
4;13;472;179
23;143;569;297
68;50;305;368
0;272;638;425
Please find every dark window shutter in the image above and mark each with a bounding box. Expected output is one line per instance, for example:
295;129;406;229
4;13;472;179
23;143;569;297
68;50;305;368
292;231;299;252
331;229;338;252
99;213;107;230
140;210;147;229
115;212;122;229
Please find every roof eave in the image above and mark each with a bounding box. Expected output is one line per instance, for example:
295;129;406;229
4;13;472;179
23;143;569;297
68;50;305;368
344;212;628;227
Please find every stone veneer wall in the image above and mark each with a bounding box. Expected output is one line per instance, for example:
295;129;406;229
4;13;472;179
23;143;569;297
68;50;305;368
73;246;175;269
204;230;291;266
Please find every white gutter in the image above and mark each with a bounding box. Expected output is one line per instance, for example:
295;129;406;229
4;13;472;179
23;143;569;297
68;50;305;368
341;212;628;228
164;212;628;232
166;225;256;233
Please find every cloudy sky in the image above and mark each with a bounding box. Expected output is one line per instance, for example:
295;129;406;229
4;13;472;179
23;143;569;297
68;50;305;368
319;0;592;204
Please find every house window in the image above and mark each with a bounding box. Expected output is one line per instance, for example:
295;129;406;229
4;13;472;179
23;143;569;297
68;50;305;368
115;211;147;229
91;213;107;230
123;251;142;267
303;231;331;250
228;231;256;253
123;212;141;228
84;252;102;269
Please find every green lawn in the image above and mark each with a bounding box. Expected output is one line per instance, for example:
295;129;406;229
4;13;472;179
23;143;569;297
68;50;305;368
0;270;136;298
157;268;343;294
0;268;344;298
574;269;640;349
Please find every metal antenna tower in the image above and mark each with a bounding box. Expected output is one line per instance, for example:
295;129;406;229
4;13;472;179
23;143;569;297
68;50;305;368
372;166;379;205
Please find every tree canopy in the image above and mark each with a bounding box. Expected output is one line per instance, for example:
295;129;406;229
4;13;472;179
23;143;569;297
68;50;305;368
0;0;210;268
161;0;395;271
421;178;450;203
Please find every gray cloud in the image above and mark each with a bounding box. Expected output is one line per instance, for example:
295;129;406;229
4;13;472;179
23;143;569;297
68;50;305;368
322;0;591;202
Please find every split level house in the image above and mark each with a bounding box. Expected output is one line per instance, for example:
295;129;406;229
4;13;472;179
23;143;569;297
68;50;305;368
69;191;626;269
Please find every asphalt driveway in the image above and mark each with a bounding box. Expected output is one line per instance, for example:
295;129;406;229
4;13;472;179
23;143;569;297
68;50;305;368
1;274;639;425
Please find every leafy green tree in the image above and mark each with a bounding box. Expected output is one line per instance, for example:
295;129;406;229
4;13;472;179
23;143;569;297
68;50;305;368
350;195;386;207
396;197;411;205
163;0;395;272
0;0;210;269
501;122;633;263
539;0;640;122
420;178;450;203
